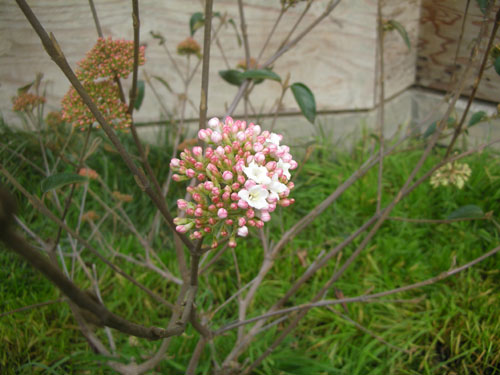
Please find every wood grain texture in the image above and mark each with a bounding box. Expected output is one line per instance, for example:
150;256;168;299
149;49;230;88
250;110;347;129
0;0;420;126
416;0;500;102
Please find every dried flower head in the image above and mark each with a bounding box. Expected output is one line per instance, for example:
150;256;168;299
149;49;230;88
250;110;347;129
12;92;46;112
61;37;145;131
430;162;471;189
82;210;99;222
170;117;297;249
236;57;259;71
177;37;202;58
78;167;99;180
78;37;146;83
112;191;133;203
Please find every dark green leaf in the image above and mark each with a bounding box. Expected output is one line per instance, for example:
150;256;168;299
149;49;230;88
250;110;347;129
476;0;489;14
219;69;245;86
387;20;411;50
17;81;35;95
241;69;281;82
424;117;455;138
133;80;145;110
468;111;487;127
494;56;500;76
447;205;484;220
290;82;316;124
153;76;173;93
41;173;87;193
190;12;205;36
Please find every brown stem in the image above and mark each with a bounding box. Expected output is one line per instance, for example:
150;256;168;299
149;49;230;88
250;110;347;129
127;0;140;116
444;7;500;158
375;1;385;213
88;0;103;38
0;298;64;317
198;0;214;131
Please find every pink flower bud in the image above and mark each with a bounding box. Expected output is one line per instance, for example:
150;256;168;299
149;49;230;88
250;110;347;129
231;192;239;201
195;207;203;217
204;181;214;191
230;202;238;210
282;153;292;163
176;225;188;233
290;160;298;170
225;219;233;226
260;211;271;222
216;146;225;156
217;208;228;219
208;117;220;129
223;171;233;181
194;162;204;170
267;203;276;212
238;199;249;209
216;202;224;208
231;184;240;192
186;168;195;178
255;220;264;228
280;198;291;207
267;194;278;204
207;163;220;176
186;208;195;215
237;226;248;237
198;129;210;142
192;193;202;202
192;146;202;157
238;217;246;227
208;217;217;225
246;208;255;219
204;227;212;233
275;168;283;178
228;239;237;248
222;191;230;201
193;231;202;239
172;174;181;182
211;131;222;143
205;147;214;157
248;219;256;226
236;131;246;142
268;144;278;154
220;230;228;237
211;187;220;196
237;175;246;185
266;161;277;171
254;152;266;164
197;173;206;181
177;199;188;209
244;180;256;189
253;125;261;135
208;204;216;212
170;158;181;168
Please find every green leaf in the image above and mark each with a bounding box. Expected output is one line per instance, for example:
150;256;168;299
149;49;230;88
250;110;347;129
17;81;35;95
228;18;242;46
290;82;316;124
423;117;455;138
190;12;205;36
476;0;489;14
219;69;245;86
41;173;87;193
240;69;281;82
494;56;500;76
133;80;145;110
387;20;411;50
468;111;487;127
153;76;173;93
447;205;484;220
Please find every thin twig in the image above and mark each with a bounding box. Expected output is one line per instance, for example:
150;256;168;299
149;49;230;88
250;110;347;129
0;298;64;318
198;0;214;131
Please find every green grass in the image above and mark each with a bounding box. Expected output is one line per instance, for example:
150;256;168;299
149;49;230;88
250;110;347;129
1;121;500;374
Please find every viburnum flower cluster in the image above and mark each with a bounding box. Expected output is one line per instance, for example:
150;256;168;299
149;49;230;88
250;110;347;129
170;117;297;249
430;161;471;189
61;37;146;131
12;92;46;112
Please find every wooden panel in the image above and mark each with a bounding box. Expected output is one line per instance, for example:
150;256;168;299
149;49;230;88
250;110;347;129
417;0;500;102
0;0;420;126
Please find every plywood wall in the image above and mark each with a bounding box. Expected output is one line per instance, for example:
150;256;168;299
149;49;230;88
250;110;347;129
0;0;421;125
417;0;500;102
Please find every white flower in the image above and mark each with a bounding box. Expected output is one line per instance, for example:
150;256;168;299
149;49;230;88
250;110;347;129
268;173;287;201
277;159;291;180
238;185;269;210
237;226;249;237
265;133;281;146
243;161;271;185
